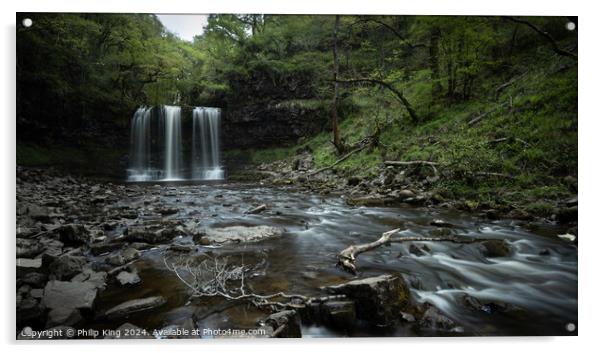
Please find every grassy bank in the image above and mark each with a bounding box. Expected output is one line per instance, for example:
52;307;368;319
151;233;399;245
231;58;577;216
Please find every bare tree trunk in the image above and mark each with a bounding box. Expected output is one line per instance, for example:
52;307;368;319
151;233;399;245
429;27;442;98
331;15;345;154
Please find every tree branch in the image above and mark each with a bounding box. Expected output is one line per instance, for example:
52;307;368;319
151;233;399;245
336;78;419;123
503;16;577;60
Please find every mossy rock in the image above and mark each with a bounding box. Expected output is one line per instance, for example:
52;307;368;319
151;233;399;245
479;239;511;257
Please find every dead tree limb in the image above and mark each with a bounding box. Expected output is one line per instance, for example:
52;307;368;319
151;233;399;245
337;229;498;274
335;78;419;123
338;228;401;274
164;254;346;313
503;16;577;60
468;102;510;126
245;204;267;214
306;143;368;176
473;172;516;179
384;160;439;166
494;71;528;100
384;160;439;175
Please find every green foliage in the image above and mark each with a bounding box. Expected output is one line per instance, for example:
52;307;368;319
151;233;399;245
17;13;577;209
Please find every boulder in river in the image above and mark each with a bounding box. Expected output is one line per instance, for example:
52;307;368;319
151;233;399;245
478;239;511;258
319;300;356;328
201;225;284;244
105;296;167;319
324;274;409;326
419;304;460;332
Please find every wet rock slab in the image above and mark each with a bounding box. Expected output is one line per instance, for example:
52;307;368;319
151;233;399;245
201;225;284;244
42;280;98;310
324;274;409;325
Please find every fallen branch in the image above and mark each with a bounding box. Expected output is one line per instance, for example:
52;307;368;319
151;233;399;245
164;254;323;311
384;160;439;166
486;137;530;147
245;204;267;215
337;229;496;274
384;160;439;176
307;144;368;176
494;72;528;100
468;102;510;126
473;172;516;179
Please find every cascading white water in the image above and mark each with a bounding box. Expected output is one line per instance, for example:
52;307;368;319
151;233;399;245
163;105;183;180
127;105;224;182
192;107;224;180
127;106;153;181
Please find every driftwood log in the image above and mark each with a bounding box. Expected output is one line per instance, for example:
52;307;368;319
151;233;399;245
337;228;496;274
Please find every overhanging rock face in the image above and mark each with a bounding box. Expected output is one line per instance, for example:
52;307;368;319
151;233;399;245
222;103;327;148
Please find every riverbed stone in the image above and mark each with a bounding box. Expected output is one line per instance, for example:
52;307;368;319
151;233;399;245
419;305;459;331
27;204;51;222
116;271;141;286
126;225;177;244
90;241;123;255
55;224;90;245
105;296;167;319
264;310;302;338
478;239;511;257
17;257;43;270
71;268;107;290
17;238;45;258
201;225;284;244
42;280;98;310
46;307;82;328
324;274;409;325
319;300;356;328
17;296;45;325
48;255;86;280
21;272;48;288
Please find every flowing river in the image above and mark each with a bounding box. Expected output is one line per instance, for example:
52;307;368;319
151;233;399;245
82;182;578;337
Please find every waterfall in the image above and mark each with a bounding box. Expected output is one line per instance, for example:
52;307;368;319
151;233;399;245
127;106;152;181
127;105;224;182
163;105;183;180
192;107;224;180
